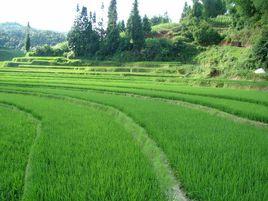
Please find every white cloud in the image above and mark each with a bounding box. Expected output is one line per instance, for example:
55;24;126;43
0;0;191;32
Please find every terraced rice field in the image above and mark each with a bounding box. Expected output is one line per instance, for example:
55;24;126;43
0;57;267;201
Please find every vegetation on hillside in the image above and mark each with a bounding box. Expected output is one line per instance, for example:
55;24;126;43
0;22;66;50
1;0;267;79
23;0;266;75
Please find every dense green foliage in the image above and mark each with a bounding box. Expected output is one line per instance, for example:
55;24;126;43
64;0;223;62
201;0;226;18
68;6;99;57
27;42;69;57
193;22;222;46
7;0;267;73
14;0;264;72
65;0;200;62
252;28;268;68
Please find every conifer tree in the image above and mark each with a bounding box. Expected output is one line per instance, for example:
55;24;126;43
142;15;152;36
25;22;31;52
118;20;126;32
201;0;226;18
192;0;203;19
81;7;92;55
68;5;99;57
107;0;118;30
68;4;82;56
106;0;120;54
97;2;106;41
127;0;145;51
181;2;191;20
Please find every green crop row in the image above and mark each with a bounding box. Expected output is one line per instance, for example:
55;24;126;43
0;92;165;201
1;65;268;89
1;77;267;123
1;87;267;201
0;106;37;201
1;73;268;105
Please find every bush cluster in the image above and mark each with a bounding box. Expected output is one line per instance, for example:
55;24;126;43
28;42;69;57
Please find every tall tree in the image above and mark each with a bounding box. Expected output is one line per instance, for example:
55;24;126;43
201;0;226;18
142;15;152;36
181;2;191;20
225;0;268;26
68;4;83;56
68;6;99;57
107;0;118;30
118;20;126;32
81;7;92;55
106;0;120;54
97;2;106;41
25;22;31;52
192;0;203;19
127;0;145;51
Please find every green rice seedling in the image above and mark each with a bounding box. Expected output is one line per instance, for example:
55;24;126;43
0;60;267;201
0;106;37;201
1;78;267;123
0;92;166;201
2;88;267;201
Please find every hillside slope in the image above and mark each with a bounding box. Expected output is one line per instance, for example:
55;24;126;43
0;22;66;50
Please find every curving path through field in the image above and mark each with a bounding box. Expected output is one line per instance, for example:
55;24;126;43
0;91;188;201
1;88;267;201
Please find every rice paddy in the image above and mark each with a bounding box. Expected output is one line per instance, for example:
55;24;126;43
0;57;267;201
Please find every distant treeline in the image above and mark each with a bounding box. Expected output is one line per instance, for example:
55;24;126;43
0;22;66;50
27;0;267;67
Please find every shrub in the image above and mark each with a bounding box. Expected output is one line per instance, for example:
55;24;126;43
193;22;222;46
28;42;69;57
113;51;143;62
28;45;54;57
143;38;173;61
172;38;199;62
118;35;132;52
252;28;268;69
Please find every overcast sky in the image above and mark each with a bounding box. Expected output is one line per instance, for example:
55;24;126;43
0;0;192;32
